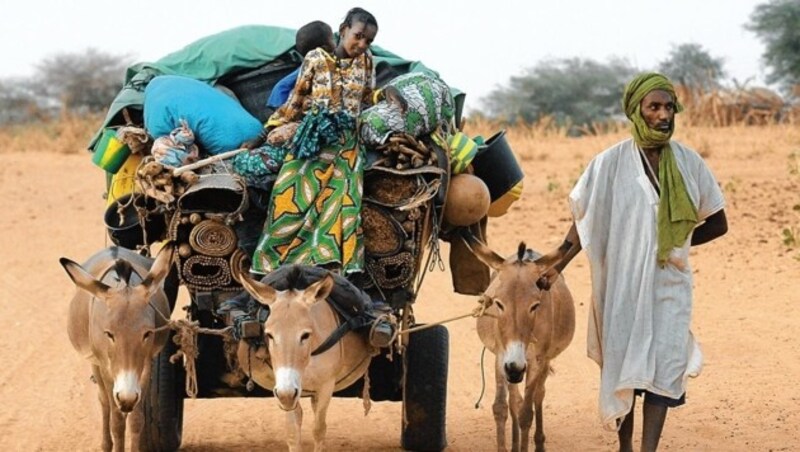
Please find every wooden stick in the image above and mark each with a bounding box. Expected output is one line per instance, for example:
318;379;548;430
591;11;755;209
172;148;248;176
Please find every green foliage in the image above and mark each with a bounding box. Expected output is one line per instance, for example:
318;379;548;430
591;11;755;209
782;227;798;248
658;43;726;90
746;0;800;91
480;57;636;134
723;177;740;195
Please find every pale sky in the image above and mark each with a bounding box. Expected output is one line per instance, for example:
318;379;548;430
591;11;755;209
1;0;769;109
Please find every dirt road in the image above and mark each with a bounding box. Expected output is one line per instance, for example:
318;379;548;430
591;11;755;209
1;125;798;450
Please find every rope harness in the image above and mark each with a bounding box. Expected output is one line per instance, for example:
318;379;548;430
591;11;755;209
150;302;233;398
397;294;495;335
146;270;505;401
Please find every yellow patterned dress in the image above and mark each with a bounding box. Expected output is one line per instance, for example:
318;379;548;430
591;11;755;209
251;48;375;274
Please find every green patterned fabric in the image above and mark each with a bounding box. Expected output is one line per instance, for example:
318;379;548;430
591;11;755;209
359;72;454;146
447;131;478;174
622;73;697;265
290;109;356;159
251;129;365;275
232;145;289;179
232;109;356;186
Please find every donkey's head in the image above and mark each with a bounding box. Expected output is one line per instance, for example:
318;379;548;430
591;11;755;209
60;244;174;412
460;232;557;384
239;269;335;411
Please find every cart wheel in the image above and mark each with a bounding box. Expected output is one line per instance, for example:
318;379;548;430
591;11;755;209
401;324;449;451
141;331;185;452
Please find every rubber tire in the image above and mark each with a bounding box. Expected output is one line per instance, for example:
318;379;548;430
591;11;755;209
141;332;185;452
401;324;449;451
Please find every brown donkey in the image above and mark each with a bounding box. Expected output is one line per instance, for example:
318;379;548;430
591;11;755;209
60;244;174;451
237;269;373;452
461;233;575;452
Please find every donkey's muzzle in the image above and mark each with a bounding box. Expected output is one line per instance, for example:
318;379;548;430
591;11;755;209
275;387;300;411
115;391;140;412
504;363;526;384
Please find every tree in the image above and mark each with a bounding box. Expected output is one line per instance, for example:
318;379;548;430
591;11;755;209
0;77;44;124
658;43;726;90
480;57;636;133
746;0;800;92
32;48;131;113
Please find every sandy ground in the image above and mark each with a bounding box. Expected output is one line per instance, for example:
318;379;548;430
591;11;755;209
1;126;798;451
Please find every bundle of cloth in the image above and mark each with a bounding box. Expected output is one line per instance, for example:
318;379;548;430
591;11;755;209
359;72;454;147
143;75;264;166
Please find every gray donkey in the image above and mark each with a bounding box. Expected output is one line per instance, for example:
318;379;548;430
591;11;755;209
60;244;174;451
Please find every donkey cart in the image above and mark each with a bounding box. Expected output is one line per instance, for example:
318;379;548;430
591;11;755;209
127;156;450;451
91;27;481;450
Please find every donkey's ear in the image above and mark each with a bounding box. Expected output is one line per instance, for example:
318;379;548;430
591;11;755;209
303;273;335;305
457;228;505;271
143;242;175;296
239;271;277;306
60;257;111;298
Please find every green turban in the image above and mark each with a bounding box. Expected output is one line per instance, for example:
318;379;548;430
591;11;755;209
622;73;696;266
622;72;684;149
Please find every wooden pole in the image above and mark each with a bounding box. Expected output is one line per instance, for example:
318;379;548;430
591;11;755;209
172;148;248;177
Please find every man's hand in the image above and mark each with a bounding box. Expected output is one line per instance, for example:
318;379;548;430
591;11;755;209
535;247;564;291
536;266;561;291
535;223;583;291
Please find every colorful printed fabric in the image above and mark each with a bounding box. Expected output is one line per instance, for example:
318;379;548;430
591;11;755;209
150;119;199;167
231;144;289;180
251;48;373;275
359;72;454;146
232;109;356;181
290;108;356;159
266;48;375;128
448;131;478;174
251;129;365;275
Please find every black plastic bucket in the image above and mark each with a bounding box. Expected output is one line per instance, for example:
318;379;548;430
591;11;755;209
104;194;167;249
470;130;524;202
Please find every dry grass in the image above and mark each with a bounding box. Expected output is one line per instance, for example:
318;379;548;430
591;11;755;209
0;110;793;156
0;112;104;154
673;85;797;127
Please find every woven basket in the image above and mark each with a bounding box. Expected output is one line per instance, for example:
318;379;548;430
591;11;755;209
362;203;406;257
189;220;238;257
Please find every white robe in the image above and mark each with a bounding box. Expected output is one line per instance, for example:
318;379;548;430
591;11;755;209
569;138;725;429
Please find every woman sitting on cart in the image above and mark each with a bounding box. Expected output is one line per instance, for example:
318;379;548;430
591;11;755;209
244;7;405;276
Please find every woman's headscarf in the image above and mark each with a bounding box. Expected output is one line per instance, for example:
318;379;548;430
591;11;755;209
622;72;684;149
622;73;696;266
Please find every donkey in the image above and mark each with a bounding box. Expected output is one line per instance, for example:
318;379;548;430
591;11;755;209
60;244;174;452
461;233;575;452
237;268;373;452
